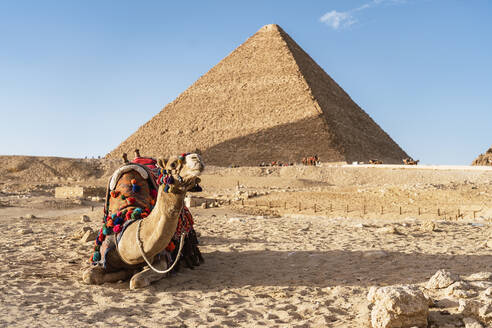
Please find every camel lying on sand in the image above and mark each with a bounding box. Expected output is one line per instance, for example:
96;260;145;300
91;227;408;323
83;152;204;289
403;158;419;165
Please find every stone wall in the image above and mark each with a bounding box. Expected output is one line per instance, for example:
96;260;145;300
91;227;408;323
55;186;105;199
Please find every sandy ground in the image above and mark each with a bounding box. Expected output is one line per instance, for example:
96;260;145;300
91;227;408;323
0;162;491;327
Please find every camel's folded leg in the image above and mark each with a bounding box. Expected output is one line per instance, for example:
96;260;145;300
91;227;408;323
129;255;168;290
82;266;132;285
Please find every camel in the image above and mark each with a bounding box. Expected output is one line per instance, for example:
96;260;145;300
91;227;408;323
403;158;419;165
369;159;383;164
82;152;204;289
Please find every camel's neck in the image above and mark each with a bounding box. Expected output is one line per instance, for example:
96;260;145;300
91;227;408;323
142;185;186;256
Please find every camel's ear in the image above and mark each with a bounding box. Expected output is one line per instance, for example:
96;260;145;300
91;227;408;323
158;158;168;168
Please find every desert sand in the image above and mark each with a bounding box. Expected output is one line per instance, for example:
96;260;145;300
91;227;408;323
0;157;491;327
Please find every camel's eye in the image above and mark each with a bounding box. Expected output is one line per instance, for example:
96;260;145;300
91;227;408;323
170;162;176;169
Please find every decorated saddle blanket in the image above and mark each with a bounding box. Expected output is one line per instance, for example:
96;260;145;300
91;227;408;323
90;157;198;269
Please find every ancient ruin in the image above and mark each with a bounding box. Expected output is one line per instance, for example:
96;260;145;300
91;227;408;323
472;146;492;166
107;24;408;166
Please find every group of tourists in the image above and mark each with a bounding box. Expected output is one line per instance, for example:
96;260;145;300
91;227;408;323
302;155;320;166
259;161;294;167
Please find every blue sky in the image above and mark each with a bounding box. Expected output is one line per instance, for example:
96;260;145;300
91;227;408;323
1;0;490;164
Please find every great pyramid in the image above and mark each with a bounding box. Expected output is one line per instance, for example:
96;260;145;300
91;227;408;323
107;24;408;166
472;146;492;166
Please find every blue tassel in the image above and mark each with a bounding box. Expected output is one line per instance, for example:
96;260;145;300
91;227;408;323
92;251;101;262
164;184;170;193
132;184;140;193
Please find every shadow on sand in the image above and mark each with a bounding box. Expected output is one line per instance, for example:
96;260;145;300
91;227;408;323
160;248;492;291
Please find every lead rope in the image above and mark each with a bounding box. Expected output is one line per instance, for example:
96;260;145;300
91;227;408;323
136;219;186;274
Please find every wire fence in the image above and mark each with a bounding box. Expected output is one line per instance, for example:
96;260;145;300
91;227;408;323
193;198;485;220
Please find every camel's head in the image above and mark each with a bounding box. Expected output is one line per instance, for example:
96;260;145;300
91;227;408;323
158;153;204;193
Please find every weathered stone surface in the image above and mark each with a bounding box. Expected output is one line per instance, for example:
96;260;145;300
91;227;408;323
445;281;477;299
465;272;492;282
469;281;492;290
458;299;492;324
80;229;97;243
55;186;105;199
487;240;492;248
420;221;436;232
462;317;483;328
80;215;91;223
368;285;429;328
426;270;459;289
18;228;33;235
472;146;492;166
107;24;408;166
71;226;92;240
55;186;84;199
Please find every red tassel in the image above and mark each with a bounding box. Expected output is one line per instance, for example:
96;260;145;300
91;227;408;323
166;241;175;252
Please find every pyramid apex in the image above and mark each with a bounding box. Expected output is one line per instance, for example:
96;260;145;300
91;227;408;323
260;24;281;32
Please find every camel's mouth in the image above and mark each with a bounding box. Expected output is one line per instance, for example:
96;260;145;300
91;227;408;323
181;168;203;182
185;154;205;174
191;165;204;175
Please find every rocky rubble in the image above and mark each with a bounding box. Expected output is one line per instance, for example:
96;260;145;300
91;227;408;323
426;269;492;327
426;269;459;289
367;270;492;327
472;147;492;166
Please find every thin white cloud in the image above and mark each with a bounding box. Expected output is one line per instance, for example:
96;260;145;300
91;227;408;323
319;10;357;30
320;0;407;30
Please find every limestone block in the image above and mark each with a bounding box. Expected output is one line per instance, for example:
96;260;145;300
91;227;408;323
368;285;429;328
426;269;459;289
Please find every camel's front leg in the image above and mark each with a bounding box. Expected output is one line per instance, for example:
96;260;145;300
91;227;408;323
129;254;168;289
82;266;133;285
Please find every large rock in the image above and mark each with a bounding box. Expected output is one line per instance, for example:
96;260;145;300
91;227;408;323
80;229;97;243
71;226;92;240
367;285;429;328
80;215;91;223
426;269;459;289
462;317;483;328
458;299;492;325
465;272;492;282
445;281;477;298
420;221;436;232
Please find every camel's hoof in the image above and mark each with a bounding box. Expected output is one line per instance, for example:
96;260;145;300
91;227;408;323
129;275;150;290
82;267;104;285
